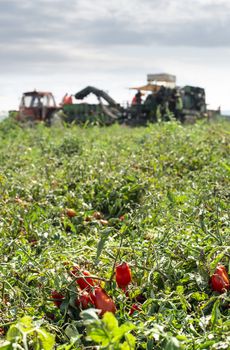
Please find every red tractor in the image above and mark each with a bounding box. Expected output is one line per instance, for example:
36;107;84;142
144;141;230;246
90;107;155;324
16;91;59;124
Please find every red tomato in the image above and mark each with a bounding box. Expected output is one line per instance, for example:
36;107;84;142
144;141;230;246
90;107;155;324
91;287;116;315
129;303;141;315
211;265;230;293
71;266;95;291
76;291;93;309
51;290;64;308
66;208;77;218
116;262;132;290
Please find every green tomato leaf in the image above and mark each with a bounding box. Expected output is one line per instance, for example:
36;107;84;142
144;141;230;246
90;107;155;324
164;337;182;350
95;228;113;263
6;325;21;343
87;327;110;347
113;323;136;343
36;328;55;350
81;308;100;325
102;312;119;332
211;299;221;329
124;333;136;349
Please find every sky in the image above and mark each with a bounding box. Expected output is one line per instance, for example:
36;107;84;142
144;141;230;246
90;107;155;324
0;0;230;112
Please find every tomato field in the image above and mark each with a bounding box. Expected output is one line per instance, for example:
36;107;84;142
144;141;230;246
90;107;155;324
0;117;229;349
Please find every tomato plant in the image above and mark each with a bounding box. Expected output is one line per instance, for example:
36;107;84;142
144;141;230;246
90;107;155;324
0;120;230;349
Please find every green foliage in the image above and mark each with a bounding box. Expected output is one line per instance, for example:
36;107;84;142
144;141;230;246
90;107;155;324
83;310;136;349
0;316;55;350
0;120;230;349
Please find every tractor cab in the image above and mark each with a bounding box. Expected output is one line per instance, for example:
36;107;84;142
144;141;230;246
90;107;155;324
16;91;58;123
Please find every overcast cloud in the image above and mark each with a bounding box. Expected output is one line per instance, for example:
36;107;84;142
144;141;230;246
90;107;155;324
0;0;230;110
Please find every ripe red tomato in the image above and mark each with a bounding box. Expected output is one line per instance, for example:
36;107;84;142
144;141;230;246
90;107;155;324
51;290;64;308
211;265;230;293
91;287;116;315
76;291;93;309
66;208;77;218
116;262;132;290
71;266;95;291
129;303;141;315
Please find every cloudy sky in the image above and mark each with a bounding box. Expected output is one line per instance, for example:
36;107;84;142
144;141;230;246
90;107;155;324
0;0;230;111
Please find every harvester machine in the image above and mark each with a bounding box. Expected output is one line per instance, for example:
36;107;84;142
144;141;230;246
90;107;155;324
62;82;207;126
62;86;123;125
128;73;207;124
